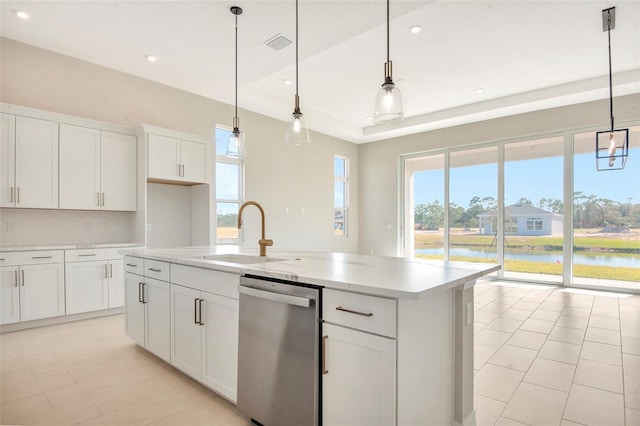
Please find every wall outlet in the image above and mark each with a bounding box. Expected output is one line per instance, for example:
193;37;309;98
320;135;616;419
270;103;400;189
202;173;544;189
6;222;15;232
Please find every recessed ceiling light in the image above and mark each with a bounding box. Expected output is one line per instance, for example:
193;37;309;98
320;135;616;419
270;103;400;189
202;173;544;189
475;88;484;94
13;9;30;19
409;25;421;34
283;79;292;85
144;55;158;63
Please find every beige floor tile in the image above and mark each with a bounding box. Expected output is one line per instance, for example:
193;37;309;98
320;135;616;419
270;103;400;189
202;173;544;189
538;301;569;312
488;344;538;372
622;336;640;356
593;297;620;309
564;384;624;426
476;329;513;349
11;397;102;426
483;302;513;314
574;358;623;394
548;326;585;345
592;308;620;319
475;364;524;402
567;295;594;309
626;408;640;426
1;370;76;403
621;322;640;339
560;420;584;426
520;318;555;334
556;315;589;330
625;375;640;411
68;352;157;383
148;397;242;426
624;353;640;378
520;295;547;304
0;351;58;374
523;358;575;392
475;322;488;335
511;301;540;312
474;394;506;426
476;310;502;324
494;296;521;306
589;316;621;331
167;382;219;408
507;330;547;350
538;340;581;365
502;382;568;426
562;307;592;318
581;341;622;366
529;309;561;322
487;318;524;333
585;327;621;346
0;393;52;424
494;417;528;426
475;345;498;370
80;393;186;426
500;308;532;321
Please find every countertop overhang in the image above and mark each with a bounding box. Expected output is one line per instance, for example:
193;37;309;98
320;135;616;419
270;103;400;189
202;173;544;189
123;246;500;299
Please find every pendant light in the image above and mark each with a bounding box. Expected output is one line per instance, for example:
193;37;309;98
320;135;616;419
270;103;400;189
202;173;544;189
373;0;404;125
227;6;246;158
285;0;310;145
596;6;628;171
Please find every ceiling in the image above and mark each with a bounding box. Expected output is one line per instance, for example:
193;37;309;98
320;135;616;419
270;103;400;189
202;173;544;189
1;1;639;144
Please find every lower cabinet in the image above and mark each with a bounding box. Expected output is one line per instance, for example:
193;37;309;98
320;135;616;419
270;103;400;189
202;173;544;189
124;272;171;363
66;259;124;314
170;283;239;403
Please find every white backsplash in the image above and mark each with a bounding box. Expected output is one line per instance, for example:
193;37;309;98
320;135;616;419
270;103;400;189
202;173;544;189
0;208;135;248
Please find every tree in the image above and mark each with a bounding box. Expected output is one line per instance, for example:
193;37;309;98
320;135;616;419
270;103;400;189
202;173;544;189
539;197;563;214
518;197;533;205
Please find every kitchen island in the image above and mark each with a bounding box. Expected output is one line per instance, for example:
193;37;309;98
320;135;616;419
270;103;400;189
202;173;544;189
122;246;499;426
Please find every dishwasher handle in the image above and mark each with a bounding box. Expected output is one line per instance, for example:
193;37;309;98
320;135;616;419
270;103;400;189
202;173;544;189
239;285;315;308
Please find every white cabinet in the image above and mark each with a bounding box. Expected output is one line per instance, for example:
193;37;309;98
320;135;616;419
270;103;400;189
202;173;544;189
124;257;171;363
322;289;397;426
59;124;136;211
0;115;58;208
147;133;209;184
0;251;65;324
170;265;239;402
65;248;125;314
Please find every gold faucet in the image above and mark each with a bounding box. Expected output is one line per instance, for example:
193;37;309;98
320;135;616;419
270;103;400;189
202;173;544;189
238;201;273;257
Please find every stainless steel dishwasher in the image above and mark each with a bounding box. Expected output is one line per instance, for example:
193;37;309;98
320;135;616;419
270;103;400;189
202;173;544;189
237;275;321;426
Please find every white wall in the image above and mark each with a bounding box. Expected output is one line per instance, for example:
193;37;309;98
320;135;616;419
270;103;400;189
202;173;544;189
358;94;640;256
0;38;358;253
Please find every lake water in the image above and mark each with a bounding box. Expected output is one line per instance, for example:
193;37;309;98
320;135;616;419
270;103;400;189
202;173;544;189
415;247;640;268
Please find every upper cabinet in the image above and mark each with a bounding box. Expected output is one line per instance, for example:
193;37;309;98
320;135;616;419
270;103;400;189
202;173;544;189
147;131;211;185
1;114;59;208
59;124;136;211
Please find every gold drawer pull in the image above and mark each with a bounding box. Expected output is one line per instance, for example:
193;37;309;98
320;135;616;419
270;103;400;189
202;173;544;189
336;306;373;317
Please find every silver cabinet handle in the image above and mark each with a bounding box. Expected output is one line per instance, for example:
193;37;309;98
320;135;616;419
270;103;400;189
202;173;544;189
177;164;181;177
198;299;204;325
14;270;18;287
97;192;101;207
109;264;113;278
148;268;161;272
102;193;105;207
322;335;328;375
21;270;25;286
78;254;96;257
138;282;143;303
32;256;52;259
126;263;138;267
16;187;20;203
194;298;199;324
335;306;374;317
239;285;314;308
104;264;108;279
181;164;185;177
10;187;13;203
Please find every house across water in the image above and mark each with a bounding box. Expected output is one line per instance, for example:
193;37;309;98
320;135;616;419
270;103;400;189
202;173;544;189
478;203;563;236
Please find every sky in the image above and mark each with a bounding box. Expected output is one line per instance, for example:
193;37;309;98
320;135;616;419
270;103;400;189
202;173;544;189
414;148;639;208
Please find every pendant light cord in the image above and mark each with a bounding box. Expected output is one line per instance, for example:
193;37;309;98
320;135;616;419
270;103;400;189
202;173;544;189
235;12;238;122
295;0;299;98
386;0;390;64
607;11;614;133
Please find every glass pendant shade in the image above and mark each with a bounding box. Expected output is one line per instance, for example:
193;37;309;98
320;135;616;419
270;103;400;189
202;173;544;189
226;127;246;158
285;109;310;146
373;81;404;125
596;129;629;171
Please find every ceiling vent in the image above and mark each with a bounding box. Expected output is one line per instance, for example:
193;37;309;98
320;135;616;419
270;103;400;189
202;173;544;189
264;33;292;51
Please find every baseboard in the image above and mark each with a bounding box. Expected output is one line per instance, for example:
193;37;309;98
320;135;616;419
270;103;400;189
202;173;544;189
1;307;124;333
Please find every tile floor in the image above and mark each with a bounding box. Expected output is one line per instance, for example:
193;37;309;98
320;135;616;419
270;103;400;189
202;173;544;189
1;280;638;425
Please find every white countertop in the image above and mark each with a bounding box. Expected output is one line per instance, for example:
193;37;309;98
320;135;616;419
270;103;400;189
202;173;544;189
123;246;500;299
1;243;143;252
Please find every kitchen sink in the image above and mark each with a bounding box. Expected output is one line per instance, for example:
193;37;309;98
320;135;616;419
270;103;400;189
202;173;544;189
193;254;288;264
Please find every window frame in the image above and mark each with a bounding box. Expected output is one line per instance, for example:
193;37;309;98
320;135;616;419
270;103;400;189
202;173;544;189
334;154;349;237
215;126;245;244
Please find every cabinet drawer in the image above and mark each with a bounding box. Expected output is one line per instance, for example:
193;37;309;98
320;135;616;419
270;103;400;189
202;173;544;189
171;264;239;300
124;256;144;275
323;289;397;338
65;248;123;262
144;259;170;281
0;250;64;266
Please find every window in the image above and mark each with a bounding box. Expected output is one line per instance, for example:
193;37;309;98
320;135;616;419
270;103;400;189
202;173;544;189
526;218;543;231
215;127;244;242
334;155;349;236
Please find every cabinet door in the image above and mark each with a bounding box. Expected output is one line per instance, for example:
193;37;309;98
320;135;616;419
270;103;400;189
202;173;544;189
148;134;180;180
144;278;171;363
124;273;145;346
0;266;20;324
15;116;58;208
108;260;124;308
170;284;202;380
65;261;109;314
101;132;137;211
201;291;239;403
20;263;65;321
59;124;101;210
180;140;209;183
323;323;396;426
0;113;16;208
